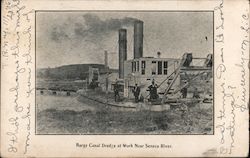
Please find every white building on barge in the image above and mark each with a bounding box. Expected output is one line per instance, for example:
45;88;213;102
97;20;212;101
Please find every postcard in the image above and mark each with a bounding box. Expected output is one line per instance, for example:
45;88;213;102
1;0;249;157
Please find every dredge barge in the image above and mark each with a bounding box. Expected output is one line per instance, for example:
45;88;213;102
78;20;213;111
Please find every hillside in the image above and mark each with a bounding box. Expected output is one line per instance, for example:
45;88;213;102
37;64;118;80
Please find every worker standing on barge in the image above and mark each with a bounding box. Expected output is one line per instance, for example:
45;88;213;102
114;80;120;102
132;84;140;103
148;80;159;101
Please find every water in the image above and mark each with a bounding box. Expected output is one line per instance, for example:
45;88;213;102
36;91;213;134
36;91;95;113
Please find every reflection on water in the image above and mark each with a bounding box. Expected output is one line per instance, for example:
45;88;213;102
36;91;95;112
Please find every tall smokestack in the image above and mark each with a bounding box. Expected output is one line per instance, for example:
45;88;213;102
118;29;127;79
134;20;143;59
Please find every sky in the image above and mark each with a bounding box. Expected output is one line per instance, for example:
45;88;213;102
36;11;213;69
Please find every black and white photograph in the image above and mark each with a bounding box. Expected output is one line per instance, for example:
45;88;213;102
2;0;249;157
36;11;214;135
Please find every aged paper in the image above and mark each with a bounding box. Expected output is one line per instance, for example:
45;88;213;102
1;0;249;157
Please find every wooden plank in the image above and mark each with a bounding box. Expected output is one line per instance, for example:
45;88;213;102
180;67;212;71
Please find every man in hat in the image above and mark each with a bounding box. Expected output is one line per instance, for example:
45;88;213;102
132;84;141;103
114;79;119;102
148;80;158;101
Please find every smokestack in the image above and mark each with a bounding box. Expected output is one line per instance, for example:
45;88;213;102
134;20;143;59
118;29;127;79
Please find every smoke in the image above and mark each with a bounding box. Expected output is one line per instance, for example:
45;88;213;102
50;13;140;44
51;27;69;41
74;14;140;42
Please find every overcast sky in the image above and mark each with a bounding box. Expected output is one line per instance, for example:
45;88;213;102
36;11;213;69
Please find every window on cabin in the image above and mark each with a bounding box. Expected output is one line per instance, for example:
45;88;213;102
152;61;156;75
132;62;136;72
164;61;168;75
158;61;162;75
141;61;146;75
131;62;133;72
137;61;139;72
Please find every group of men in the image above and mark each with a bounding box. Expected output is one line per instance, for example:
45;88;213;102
114;79;199;103
133;81;159;102
114;80;158;103
113;81;143;103
132;82;159;103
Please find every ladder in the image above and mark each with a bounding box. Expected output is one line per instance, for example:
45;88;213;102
163;57;185;96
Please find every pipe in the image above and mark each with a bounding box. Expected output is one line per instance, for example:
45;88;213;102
118;29;127;78
134;20;143;59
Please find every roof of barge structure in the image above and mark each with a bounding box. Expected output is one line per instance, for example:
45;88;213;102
126;57;181;62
